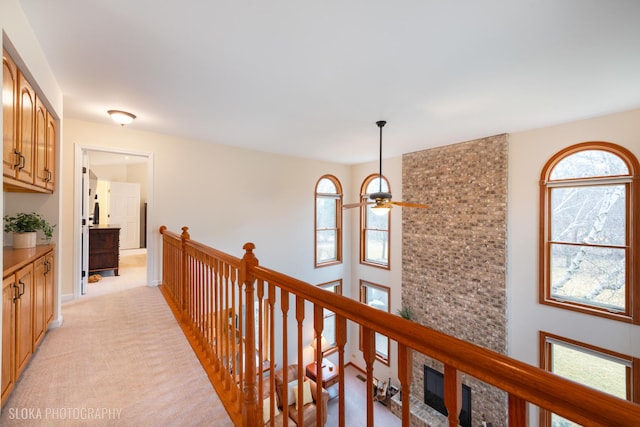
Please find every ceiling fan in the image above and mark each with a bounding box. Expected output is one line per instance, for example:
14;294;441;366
343;120;429;214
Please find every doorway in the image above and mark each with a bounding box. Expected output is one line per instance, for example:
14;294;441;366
74;145;154;298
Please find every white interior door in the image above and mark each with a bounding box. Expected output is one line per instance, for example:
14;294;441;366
108;181;141;250
81;153;90;294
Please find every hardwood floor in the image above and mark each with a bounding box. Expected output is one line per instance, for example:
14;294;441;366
325;364;401;427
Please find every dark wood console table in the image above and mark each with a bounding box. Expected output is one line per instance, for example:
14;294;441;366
89;225;120;276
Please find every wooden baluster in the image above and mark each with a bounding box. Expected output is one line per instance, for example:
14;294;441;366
336;314;347;427
241;243;259;426
362;326;376;427
207;256;213;357
201;256;207;349
196;254;202;346
314;305;324;427
223;264;231;391
234;268;243;408
281;288;290;420
180;227;189;321
297;362;306;426
268;282;278;420
397;343;413;427
444;364;462;427
230;263;238;395
257;280;264;371
296;296;305;427
213;259;221;373
186;253;192;327
508;393;528;426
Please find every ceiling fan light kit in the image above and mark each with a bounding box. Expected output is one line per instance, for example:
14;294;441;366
343;120;429;212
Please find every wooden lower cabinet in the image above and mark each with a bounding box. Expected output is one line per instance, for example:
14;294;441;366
32;252;54;348
1;276;17;406
14;264;33;379
1;248;54;407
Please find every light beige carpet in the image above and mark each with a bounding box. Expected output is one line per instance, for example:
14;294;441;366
0;281;233;426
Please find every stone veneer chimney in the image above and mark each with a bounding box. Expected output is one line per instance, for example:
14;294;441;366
401;134;508;425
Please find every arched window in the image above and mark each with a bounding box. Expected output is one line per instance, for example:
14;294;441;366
360;174;390;269
315;175;342;267
539;142;639;323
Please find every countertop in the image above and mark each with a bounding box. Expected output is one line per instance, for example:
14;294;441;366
3;244;55;277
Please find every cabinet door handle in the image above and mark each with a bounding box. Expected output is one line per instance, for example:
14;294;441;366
13;149;21;169
18;153;26;171
18;280;25;297
12;282;19;302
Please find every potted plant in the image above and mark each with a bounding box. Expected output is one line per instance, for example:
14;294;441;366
397;305;414;321
4;212;55;248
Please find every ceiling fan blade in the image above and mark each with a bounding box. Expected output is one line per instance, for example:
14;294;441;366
391;201;429;209
343;201;373;209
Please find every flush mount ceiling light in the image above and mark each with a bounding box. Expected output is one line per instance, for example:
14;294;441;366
107;110;136;126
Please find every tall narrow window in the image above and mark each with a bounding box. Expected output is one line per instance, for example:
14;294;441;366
361;174;391;269
540;142;639;323
359;280;390;365
317;280;342;355
315;175;342;267
540;332;638;426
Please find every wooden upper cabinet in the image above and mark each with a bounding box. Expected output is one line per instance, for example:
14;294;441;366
16;71;35;185
45;111;56;191
2;49;56;193
3;49;18;178
34;97;54;191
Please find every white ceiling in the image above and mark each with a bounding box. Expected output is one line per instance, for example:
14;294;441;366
18;0;640;165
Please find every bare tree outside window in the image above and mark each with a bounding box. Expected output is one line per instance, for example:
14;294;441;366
540;143;639;321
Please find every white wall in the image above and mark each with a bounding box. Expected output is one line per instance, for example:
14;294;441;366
508;109;640;420
62;118;353;296
347;156;404;384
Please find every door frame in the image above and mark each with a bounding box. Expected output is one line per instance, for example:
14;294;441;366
73;144;156;299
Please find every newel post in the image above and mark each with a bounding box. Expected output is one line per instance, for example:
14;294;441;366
241;242;260;426
180;227;190;318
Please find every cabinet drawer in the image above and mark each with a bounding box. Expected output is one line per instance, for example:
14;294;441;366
89;252;118;271
89;229;119;249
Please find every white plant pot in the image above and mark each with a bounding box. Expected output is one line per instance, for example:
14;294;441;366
13;232;37;249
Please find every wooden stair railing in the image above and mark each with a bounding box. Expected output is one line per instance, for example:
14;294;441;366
159;226;640;426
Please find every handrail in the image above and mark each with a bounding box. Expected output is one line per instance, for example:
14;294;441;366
159;226;640;427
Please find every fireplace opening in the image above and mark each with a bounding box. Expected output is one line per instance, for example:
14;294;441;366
424;365;471;427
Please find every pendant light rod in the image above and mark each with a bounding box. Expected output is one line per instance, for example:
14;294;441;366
376;120;386;193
